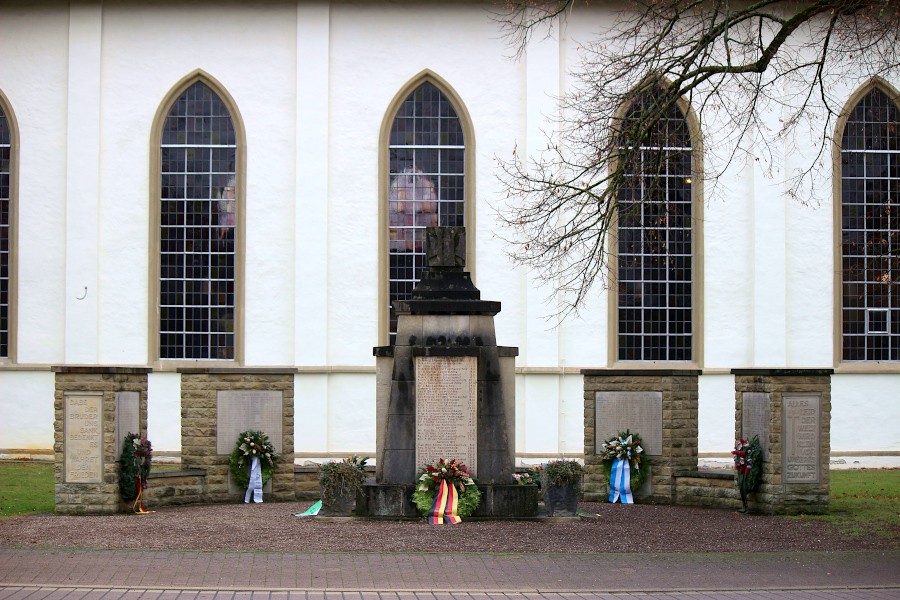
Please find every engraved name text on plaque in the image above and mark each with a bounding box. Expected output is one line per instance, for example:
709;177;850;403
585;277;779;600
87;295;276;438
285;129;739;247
783;394;820;483
65;393;103;483
416;356;477;475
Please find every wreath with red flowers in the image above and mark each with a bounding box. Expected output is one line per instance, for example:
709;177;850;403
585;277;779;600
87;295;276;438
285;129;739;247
411;458;481;518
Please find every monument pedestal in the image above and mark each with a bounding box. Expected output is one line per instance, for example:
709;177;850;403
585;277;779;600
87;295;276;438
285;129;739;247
734;369;832;515
372;227;528;518
53;366;150;514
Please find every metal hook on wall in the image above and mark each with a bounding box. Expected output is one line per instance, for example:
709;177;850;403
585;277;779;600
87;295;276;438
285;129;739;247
75;286;88;300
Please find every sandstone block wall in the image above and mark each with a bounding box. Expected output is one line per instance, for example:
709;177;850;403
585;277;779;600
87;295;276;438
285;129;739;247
734;370;832;515
583;370;699;503
53;367;149;515
180;369;295;503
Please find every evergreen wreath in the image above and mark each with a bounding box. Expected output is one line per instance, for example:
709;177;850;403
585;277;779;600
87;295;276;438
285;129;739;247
412;458;481;518
598;429;649;493
229;430;278;490
119;433;152;501
732;435;763;512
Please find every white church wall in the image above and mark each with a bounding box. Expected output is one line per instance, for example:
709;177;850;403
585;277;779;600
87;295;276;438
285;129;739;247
0;5;68;366
832;374;900;452
0;1;896;460
147;371;181;453
0;371;55;451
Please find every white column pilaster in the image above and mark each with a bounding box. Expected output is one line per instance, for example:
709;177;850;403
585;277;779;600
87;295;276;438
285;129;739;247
64;2;102;364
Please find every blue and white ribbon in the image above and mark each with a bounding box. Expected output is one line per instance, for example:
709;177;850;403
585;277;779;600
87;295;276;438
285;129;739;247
244;456;264;503
608;457;634;504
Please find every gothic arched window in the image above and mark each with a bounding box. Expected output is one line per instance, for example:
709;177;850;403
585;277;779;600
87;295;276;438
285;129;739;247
156;78;240;361
616;88;697;362
384;78;470;344
840;87;900;362
0;96;14;359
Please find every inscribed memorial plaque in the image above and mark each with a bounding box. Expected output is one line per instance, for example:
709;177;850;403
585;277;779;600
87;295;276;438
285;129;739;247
415;356;477;475
595;392;663;456
115;391;140;458
65;393;103;483
741;392;770;460
783;394;820;483
216;391;283;454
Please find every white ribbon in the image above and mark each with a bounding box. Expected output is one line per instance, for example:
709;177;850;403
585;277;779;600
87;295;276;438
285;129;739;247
608;457;634;504
244;456;264;503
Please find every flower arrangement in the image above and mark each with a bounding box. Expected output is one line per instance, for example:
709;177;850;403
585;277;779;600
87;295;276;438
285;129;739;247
229;430;278;490
732;436;763;513
598;430;649;492
119;433;152;502
345;455;370;471
513;464;542;487
412;458;481;518
512;472;536;486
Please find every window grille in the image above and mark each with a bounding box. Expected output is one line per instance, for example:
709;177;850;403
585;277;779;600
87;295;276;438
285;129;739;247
617;93;693;361
158;82;237;360
387;82;465;344
0;105;9;358
841;88;900;361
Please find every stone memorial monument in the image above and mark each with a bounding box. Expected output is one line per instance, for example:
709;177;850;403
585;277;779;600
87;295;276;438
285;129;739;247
370;227;533;517
733;369;832;514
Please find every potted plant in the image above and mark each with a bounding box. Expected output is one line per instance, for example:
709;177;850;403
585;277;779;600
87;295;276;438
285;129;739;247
318;456;367;516
542;459;584;516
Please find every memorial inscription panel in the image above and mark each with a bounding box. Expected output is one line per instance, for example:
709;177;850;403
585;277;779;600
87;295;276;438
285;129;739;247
65;393;103;483
216;391;284;454
783;394;820;483
115;391;140;459
742;392;770;460
595;392;663;455
415;356;477;475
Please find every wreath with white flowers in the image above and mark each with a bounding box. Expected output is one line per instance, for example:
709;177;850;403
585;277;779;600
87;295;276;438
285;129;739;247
228;430;278;490
599;429;649;492
411;458;481;518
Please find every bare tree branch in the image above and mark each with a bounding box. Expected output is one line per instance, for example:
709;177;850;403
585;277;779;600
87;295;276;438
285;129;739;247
493;0;900;317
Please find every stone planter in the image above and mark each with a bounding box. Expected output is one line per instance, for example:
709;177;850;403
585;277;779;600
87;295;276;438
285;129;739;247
544;483;579;517
319;485;358;516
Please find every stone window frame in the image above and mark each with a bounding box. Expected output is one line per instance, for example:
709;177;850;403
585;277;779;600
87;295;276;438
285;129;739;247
606;79;705;368
148;70;247;368
833;78;900;372
377;70;476;346
0;88;18;363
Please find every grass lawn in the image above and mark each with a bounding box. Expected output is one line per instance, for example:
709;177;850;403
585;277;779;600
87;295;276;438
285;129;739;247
0;461;55;518
789;468;900;538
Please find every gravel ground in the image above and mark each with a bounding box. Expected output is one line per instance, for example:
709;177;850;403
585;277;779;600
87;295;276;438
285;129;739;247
0;501;896;554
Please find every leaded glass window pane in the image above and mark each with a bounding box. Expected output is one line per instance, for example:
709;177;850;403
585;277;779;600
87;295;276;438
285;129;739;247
387;82;465;344
159;82;236;360
841;88;900;361
617;93;693;361
0;105;10;358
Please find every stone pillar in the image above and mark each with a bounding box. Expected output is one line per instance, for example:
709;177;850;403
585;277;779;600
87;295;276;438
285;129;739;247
733;369;832;515
179;368;295;503
583;370;699;503
53;366;149;514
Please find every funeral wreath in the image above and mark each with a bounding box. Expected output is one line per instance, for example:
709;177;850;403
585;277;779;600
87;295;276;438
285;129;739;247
119;432;152;502
229;430;278;490
732;436;763;513
412;458;481;518
599;430;649;493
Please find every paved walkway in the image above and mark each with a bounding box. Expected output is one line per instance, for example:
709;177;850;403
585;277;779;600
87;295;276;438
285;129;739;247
1;548;898;599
